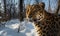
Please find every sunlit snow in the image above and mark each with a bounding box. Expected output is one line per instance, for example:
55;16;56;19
0;19;37;36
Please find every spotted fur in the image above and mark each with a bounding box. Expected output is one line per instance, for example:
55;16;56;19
26;2;60;36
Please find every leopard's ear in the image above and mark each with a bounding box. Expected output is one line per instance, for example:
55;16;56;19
39;2;45;9
26;5;34;19
26;5;32;14
26;5;30;19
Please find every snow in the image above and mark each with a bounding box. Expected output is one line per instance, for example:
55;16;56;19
0;19;37;36
0;16;2;19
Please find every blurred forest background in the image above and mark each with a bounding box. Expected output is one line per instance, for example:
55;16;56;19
0;0;60;22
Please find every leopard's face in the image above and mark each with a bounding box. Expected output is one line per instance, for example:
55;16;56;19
35;11;44;21
26;5;45;22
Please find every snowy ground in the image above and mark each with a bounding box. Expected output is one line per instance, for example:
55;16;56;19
0;19;37;36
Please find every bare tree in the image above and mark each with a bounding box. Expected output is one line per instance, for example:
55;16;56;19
6;0;12;20
55;0;60;15
4;0;11;21
0;0;7;27
48;0;52;13
4;0;6;14
3;0;7;21
19;0;24;21
18;0;24;32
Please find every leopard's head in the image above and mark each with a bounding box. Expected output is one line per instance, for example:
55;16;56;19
26;2;45;22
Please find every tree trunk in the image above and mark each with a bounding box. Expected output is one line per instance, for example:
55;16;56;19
48;0;52;13
4;0;6;14
19;0;24;21
18;0;24;33
3;0;7;21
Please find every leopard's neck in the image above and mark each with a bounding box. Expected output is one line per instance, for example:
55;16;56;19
33;22;43;36
43;11;54;20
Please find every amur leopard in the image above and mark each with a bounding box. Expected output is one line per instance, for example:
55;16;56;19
26;2;60;36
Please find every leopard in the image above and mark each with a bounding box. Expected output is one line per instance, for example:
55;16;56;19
26;2;60;36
